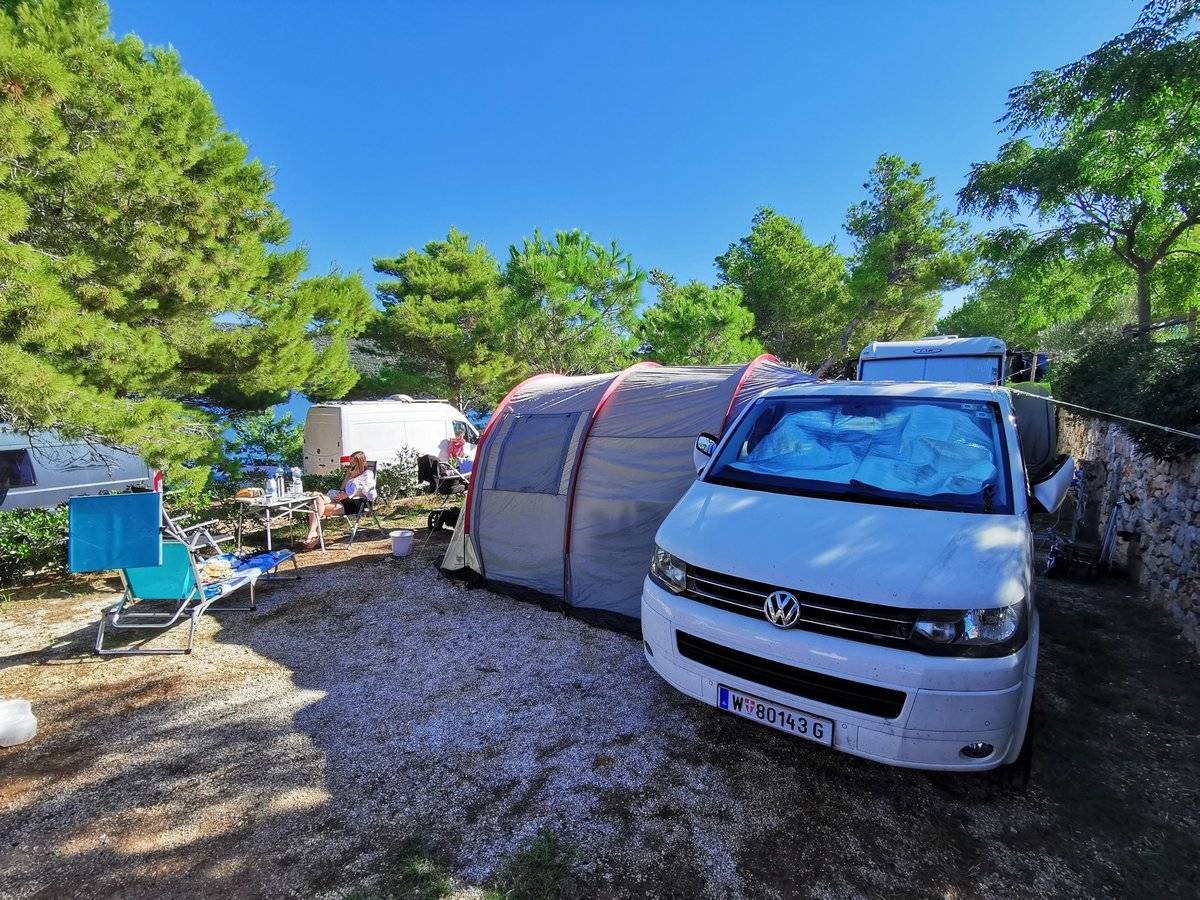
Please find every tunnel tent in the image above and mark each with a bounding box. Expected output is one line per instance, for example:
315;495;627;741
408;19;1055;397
442;356;815;631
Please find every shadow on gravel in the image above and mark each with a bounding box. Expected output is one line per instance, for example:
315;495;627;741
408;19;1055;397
236;539;1200;898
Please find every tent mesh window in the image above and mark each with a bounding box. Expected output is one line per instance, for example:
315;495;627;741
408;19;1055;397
493;412;580;494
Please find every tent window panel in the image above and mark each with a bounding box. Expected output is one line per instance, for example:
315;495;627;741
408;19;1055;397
493;412;579;494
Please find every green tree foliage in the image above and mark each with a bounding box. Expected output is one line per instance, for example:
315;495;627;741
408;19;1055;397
959;0;1200;330
635;271;764;366
222;411;303;480
0;0;372;486
1055;333;1200;458
504;229;644;375
360;228;520;411
715;209;850;367
938;233;1131;347
817;155;975;375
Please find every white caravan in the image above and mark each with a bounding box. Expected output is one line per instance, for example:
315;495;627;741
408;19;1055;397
858;336;1007;384
0;427;152;510
642;380;1073;780
302;397;478;474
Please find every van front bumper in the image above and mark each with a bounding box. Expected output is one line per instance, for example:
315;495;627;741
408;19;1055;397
641;578;1036;772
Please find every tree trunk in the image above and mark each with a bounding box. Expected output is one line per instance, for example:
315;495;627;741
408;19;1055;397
814;316;861;379
1136;270;1152;331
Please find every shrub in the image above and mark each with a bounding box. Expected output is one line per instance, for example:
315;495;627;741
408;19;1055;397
1054;334;1200;459
376;446;422;499
0;506;69;585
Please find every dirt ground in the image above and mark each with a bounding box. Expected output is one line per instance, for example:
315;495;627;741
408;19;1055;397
2;519;1199;899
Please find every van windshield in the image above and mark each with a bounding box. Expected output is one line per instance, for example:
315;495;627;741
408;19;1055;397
706;395;1012;514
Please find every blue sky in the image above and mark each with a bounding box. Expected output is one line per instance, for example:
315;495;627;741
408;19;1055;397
109;1;1139;314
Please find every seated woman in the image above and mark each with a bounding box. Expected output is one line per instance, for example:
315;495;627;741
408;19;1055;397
303;450;376;549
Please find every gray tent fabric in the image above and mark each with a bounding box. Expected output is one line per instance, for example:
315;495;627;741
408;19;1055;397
443;357;815;630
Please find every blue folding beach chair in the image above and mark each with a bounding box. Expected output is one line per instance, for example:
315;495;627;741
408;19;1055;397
68;492;298;656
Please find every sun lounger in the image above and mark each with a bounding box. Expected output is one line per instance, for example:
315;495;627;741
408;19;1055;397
67;492;299;656
94;542;298;655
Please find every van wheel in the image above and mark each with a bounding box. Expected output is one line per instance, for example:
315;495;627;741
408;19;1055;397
427;510;443;531
989;707;1034;791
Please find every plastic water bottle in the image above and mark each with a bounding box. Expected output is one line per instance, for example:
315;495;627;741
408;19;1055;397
265;470;277;498
290;466;303;495
0;699;37;747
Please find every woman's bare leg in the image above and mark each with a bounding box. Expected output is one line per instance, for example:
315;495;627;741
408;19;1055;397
306;495;329;542
305;495;344;544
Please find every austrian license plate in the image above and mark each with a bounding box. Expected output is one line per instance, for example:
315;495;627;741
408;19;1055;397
717;685;834;746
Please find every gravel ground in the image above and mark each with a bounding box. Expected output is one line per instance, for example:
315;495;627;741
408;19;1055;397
1;529;1199;899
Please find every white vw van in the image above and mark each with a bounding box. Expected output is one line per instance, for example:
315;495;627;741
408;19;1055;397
642;381;1072;779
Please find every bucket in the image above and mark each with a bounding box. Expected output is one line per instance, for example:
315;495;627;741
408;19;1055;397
390;529;415;557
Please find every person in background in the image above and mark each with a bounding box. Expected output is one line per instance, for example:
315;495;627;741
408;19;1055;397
303;450;375;549
440;421;475;471
447;423;466;465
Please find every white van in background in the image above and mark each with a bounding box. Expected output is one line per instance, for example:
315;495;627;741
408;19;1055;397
858;336;1007;385
302;397;478;474
0;427;152;509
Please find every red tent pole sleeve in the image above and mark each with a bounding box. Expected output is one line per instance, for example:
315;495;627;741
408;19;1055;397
719;353;779;435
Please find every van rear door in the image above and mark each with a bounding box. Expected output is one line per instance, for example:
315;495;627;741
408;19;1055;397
303;407;345;475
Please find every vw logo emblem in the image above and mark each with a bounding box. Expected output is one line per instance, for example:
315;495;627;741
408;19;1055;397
763;590;801;628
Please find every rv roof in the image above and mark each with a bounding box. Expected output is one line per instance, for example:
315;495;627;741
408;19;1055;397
858;336;1006;360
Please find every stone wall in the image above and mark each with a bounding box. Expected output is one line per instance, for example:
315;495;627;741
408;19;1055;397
1058;414;1200;651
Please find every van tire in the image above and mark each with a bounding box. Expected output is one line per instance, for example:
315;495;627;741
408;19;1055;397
989;706;1034;791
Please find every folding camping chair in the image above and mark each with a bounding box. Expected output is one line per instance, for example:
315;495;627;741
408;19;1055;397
95;542;298;655
161;504;234;554
419;454;470;531
341;460;387;547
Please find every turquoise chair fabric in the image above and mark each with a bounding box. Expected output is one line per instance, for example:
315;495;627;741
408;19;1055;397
68;492;162;573
123;542;197;601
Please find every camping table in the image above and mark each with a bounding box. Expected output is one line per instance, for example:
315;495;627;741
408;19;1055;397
233;493;324;553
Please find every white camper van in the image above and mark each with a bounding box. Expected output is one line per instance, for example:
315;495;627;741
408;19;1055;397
302;398;478;475
643;380;1073;780
858;336;1007;385
0;427;153;510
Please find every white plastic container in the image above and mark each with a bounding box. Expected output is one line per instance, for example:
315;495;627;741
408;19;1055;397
390;529;414;557
0;699;37;747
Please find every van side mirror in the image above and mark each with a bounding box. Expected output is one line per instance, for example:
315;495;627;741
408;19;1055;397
694;432;718;474
1031;455;1075;514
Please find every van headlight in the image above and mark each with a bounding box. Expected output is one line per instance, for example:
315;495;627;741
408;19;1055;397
911;602;1026;657
650;546;687;593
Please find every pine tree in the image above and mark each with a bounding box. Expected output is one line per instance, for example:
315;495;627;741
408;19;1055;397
504;229;644;375
360;228;520;411
0;0;372;485
636;272;764;366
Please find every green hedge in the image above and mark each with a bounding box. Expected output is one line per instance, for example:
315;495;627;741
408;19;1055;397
0;506;69;585
1054;334;1200;459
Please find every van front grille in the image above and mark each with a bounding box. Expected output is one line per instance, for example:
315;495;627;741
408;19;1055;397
683;564;917;647
676;631;907;719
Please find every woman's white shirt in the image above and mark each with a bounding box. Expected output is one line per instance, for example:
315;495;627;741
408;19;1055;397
343;469;377;502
